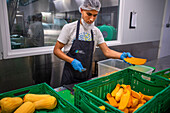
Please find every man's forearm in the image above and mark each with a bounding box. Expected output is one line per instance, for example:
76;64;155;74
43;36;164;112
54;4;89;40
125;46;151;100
54;49;74;64
105;49;122;59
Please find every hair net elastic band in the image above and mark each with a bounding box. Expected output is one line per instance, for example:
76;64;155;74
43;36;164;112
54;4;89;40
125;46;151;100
79;5;100;12
79;0;101;12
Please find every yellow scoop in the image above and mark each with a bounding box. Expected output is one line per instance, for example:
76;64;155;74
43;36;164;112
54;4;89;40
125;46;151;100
124;57;147;65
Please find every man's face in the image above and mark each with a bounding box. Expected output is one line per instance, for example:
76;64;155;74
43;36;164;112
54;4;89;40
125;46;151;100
81;9;98;24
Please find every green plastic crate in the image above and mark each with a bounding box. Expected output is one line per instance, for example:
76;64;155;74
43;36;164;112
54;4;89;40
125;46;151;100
152;68;170;80
0;83;82;113
74;68;170;113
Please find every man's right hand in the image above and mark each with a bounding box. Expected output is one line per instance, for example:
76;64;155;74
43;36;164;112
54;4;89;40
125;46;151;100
120;52;133;65
71;59;85;72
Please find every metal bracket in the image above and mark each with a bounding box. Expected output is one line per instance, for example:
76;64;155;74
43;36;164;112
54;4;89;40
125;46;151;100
166;16;170;28
1;52;3;60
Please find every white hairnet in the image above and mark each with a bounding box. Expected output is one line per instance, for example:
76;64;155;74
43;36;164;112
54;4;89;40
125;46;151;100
79;0;101;12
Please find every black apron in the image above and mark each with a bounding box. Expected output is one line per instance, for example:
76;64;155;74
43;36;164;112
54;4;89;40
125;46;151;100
61;20;94;85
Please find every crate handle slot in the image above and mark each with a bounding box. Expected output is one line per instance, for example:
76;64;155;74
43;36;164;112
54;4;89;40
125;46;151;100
139;74;158;84
141;75;152;81
140;75;152;82
81;95;104;113
102;79;110;83
164;70;170;74
58;99;67;108
14;90;30;96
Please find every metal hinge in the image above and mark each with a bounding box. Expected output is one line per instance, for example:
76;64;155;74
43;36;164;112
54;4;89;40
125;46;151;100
1;52;3;59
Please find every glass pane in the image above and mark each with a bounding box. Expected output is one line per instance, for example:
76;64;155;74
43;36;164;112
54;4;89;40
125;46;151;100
6;0;119;49
96;4;119;41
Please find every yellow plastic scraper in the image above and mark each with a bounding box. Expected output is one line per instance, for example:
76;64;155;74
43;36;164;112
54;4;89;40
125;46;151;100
124;57;147;65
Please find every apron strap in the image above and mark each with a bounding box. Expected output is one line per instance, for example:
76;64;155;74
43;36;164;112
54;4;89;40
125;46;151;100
91;30;94;41
76;20;94;41
76;20;80;40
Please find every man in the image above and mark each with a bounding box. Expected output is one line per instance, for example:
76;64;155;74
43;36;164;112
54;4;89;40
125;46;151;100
53;0;133;86
28;14;44;47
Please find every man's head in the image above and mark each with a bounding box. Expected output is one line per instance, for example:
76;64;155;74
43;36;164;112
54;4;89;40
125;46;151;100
79;0;101;24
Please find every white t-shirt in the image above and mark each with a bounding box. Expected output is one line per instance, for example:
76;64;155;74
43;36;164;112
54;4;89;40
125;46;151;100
57;20;105;53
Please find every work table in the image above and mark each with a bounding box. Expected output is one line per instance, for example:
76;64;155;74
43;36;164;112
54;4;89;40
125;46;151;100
145;55;170;72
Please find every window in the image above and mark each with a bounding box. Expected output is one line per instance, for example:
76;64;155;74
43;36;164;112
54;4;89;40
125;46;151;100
96;4;119;41
0;0;121;59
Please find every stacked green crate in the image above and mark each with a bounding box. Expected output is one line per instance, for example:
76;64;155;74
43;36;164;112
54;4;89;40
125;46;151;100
152;68;170;80
97;25;117;41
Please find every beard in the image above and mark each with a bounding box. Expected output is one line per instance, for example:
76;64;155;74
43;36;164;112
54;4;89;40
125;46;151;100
81;18;95;30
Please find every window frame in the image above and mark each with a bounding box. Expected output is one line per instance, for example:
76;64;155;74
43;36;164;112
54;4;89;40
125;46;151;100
0;0;124;59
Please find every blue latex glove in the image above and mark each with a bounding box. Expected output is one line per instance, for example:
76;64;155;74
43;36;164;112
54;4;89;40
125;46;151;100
71;59;86;72
120;52;133;65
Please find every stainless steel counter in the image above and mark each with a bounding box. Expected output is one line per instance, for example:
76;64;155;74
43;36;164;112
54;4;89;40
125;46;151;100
145;55;170;72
